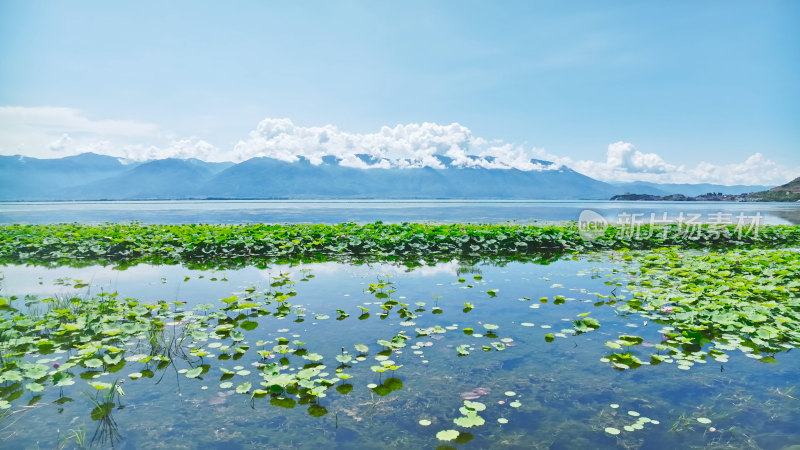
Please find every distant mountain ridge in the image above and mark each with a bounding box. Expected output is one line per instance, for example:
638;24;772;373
770;176;800;193
0;153;777;201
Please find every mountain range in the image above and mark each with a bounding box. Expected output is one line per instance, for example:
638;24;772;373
0;153;775;201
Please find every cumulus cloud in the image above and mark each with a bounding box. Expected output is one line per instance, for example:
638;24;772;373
0;108;556;171
605;141;676;173
568;141;679;180
568;142;797;185
1;106;795;185
230;118;555;171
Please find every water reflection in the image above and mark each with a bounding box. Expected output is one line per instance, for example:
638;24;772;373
0;258;797;449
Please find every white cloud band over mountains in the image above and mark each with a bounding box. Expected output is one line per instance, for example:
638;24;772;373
0;106;796;186
233;118;553;171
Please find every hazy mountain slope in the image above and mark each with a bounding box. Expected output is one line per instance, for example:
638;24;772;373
199;157;447;198
0;153;132;200
0;153;778;201
66;158;214;200
199;156;620;199
185;158;235;174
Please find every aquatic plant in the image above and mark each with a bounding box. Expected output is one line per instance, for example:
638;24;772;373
599;248;800;370
1;222;795;269
87;379;124;446
2;226;800;447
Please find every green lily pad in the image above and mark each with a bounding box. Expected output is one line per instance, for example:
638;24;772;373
25;382;44;393
185;367;203;378
454;414;485;428
436;429;460;441
463;400;486;411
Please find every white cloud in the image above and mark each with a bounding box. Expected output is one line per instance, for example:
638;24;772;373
568;141;679;180
230;118;557;171
1;106;795;185
0;108;554;170
116;138;219;161
605;141;676;173
679;152;796;186
0;108;557;170
0;106;220;162
1;106;160;138
568;142;797;185
48;133;73;152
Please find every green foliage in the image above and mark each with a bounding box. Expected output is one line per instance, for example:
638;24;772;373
748;189;800;202
454;400;486;428
0;268;430;418
1;221;799;443
604;248;800;370
2;222;795;269
572;316;600;334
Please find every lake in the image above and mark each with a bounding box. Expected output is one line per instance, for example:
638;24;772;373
1;200;799;225
1;253;798;449
1;202;798;449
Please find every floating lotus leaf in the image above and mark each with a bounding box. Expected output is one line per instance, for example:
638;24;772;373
436;429;459;441
185;367;203;378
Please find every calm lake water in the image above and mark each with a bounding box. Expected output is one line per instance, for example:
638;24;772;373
1;202;799;448
1;200;799;225
1;256;798;449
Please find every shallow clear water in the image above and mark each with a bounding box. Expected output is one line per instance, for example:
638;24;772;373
1;258;798;449
1;200;798;225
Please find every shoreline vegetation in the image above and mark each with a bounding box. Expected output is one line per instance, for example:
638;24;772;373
611;176;800;202
1;222;798;268
611;192;800;202
611;192;758;202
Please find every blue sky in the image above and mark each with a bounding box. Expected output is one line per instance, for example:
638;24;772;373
1;1;798;185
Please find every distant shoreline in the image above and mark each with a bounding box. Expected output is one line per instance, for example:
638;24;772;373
2;197;798;204
611;193;799;203
611;193;757;202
